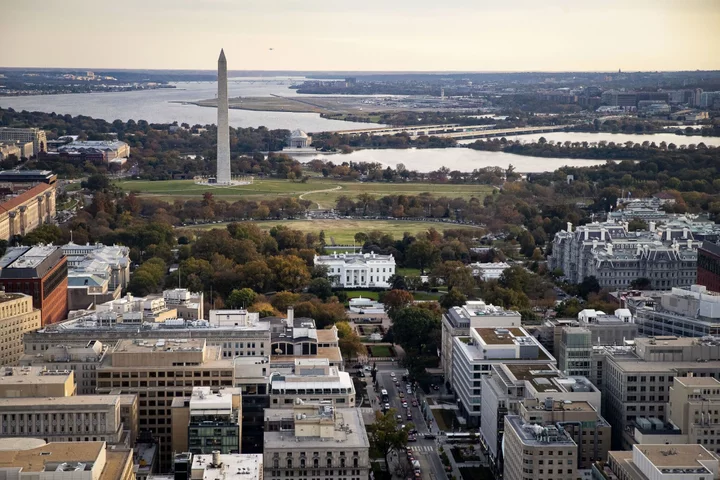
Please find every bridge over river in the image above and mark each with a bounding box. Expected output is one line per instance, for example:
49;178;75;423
325;123;571;140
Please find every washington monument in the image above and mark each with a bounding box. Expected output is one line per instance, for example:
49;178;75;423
216;48;231;184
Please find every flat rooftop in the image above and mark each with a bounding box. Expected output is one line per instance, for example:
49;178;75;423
316;329;338;343
0;395;119;408
476;327;526;345
0;366;72;384
191;453;263;480
505;416;576;447
0;441;103;472
264;407;369;450
0;293;25;304
641;444;717;469
674;376;720;387
113;338;206;353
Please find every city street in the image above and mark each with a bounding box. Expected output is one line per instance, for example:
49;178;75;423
368;364;448;480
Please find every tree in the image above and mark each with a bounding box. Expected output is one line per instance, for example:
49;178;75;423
227;288;257;309
266;255;311;292
367;409;410;473
389;274;408;291
440;289;467;310
308;277;333;301
391;306;440;353
578;276;601;299
248;301;280;318
406;239;438;274
82;173;111;191
271;291;301;312
335;321;364;362
381;289;414;315
627;218;648;231
20;224;63;246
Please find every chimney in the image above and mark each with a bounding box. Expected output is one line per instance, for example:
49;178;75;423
287;306;294;324
649;221;656;232
601;228;606;241
683;228;689;239
567;222;573;233
687;239;693;249
585;229;589;241
593;240;598;249
606;244;613;255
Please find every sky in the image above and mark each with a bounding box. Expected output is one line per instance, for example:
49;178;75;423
1;0;719;72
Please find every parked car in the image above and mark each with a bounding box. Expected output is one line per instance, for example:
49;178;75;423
424;434;436;440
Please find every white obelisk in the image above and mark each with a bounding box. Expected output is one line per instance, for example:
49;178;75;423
216;49;231;184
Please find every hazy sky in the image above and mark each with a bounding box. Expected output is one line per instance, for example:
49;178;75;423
1;0;719;71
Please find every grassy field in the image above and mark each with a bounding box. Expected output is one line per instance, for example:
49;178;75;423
114;178;493;208
367;345;394;357
185;219;484;244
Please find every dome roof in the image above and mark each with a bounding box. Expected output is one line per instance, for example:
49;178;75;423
290;129;309;138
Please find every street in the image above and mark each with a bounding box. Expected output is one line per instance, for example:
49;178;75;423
366;364;448;480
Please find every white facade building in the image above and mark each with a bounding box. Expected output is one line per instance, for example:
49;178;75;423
469;262;511;281
314;252;395;289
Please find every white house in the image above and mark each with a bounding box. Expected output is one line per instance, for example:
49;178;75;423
314;252;396;289
469;262;511;281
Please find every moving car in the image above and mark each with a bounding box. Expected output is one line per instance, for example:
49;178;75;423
402;401;408;408
390;372;396;377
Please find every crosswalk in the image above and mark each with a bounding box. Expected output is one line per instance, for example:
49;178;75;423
410;445;435;454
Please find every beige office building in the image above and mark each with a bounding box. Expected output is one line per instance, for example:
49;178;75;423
503;415;578;480
264;402;370;480
0;440;134;480
0;127;47;156
604;444;719;480
0;183;56;241
0;292;41;366
0;394;137;446
19;340;108;394
0;366;75;398
96;338;235;470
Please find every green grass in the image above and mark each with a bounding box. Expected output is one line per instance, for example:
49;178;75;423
397;267;422;276
367;345;393;357
114;178;493;208
185;219;483;244
344;290;380;300
412;291;441;300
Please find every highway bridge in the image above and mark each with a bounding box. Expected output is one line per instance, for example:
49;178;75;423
326;123;571;140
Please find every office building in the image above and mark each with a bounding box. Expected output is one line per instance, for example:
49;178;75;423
699;91;720;108
18;341;108;394
0;440;135;480
0;365;76;398
62;243;131;291
601;90;638;107
469;262;511;281
503;415;578;480
603;444;718;480
0;245;68;326
170;387;241;456
441;301;522;384
189;452;263;480
263;402;370;480
480;362;606;476
599;335;720;449
549;221;701;290
96;339;235;469
63;244;131;309
698;242;720;293
0;143;21;161
314;252;395;289
269;358;354;408
451;325;555;426
0;127;47;156
635;285;720;337
57;140;130;162
0;183;56;242
0;169;56;186
0;394;138;446
0;292;41;366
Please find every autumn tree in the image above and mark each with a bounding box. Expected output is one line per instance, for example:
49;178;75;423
367;409;411;473
227;288;257;309
266;255;311;291
335;321;364;362
380;289;414;315
406;239;438;274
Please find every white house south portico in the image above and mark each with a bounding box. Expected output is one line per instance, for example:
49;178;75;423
314;252;396;289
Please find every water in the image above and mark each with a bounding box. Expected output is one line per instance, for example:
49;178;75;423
459;131;720;147
0;79;376;132
303;148;607;173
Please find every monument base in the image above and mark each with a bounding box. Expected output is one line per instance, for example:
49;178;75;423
193;175;254;186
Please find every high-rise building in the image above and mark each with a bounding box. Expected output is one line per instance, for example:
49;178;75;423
0;292;41;366
0;127;47;156
503;415;578;480
479;362;606;476
263;402;370;480
698;241;720;293
451;325;556;427
0;245;68;326
0;440;135;480
170;387;241;456
95;338;236;469
441;301;522;384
